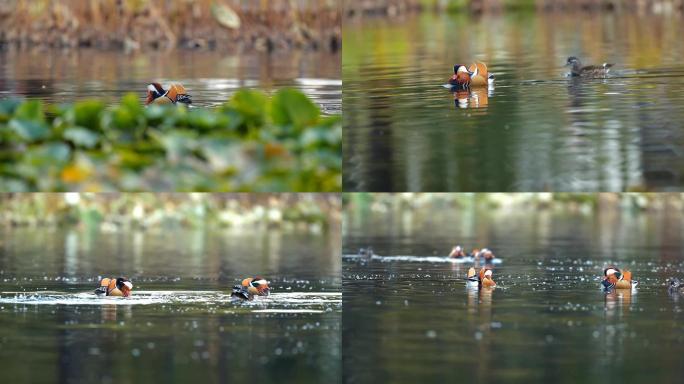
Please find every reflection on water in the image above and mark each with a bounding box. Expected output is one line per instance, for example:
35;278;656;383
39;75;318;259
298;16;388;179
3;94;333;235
0;50;341;114
450;86;494;109
0;227;341;383
343;206;684;383
343;12;684;191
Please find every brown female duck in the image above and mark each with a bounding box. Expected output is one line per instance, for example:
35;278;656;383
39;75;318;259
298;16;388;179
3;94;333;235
565;56;613;77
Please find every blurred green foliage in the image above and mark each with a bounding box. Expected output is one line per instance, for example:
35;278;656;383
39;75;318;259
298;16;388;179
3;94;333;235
0;89;341;192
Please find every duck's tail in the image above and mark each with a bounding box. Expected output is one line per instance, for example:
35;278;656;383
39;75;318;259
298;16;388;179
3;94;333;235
94;286;108;296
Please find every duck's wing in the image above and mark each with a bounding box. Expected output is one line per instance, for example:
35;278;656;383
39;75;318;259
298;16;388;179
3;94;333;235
231;285;251;300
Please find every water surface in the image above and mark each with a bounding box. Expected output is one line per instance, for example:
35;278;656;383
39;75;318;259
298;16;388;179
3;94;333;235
0;50;341;114
343;12;684;191
343;207;684;383
0;227;341;383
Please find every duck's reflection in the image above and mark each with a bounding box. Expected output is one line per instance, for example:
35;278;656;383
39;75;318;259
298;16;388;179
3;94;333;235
466;285;493;316
100;304;133;322
600;288;633;366
604;287;635;320
452;86;493;109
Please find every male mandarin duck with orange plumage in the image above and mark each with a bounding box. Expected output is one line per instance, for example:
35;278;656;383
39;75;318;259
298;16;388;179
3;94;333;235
95;277;133;297
448;62;494;89
231;276;271;301
466;267;496;288
601;266;637;291
146;82;192;105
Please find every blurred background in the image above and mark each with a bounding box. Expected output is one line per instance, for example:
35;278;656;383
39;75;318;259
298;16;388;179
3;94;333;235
343;0;684;191
343;193;684;383
0;193;341;383
0;0;341;112
344;0;684;15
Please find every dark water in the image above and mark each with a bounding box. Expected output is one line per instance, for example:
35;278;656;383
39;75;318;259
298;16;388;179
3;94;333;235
343;206;684;383
0;50;341;114
343;12;684;191
0;227;341;384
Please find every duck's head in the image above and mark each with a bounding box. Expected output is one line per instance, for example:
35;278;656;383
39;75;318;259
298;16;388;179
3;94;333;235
565;56;583;72
450;245;465;258
449;64;472;87
479;267;493;280
359;247;374;258
146;83;166;105
167;83;192;105
604;266;622;279
115;277;133;297
243;276;270;296
481;248;495;261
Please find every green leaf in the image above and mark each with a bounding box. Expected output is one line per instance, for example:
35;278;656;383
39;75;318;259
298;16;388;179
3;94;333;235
14;100;45;122
188;109;221;130
25;142;71;165
271;88;320;129
153;129;199;162
63;127;100;148
121;93;143;115
9;118;50;141
105;95;146;132
0;98;22;121
144;104;169;125
229;89;268;127
71;100;105;130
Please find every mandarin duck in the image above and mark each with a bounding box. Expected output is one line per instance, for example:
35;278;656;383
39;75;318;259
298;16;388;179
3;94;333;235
479;266;496;287
475;248;496;262
231;276;271;301
466;267;496;288
565;57;613;77
467;62;494;86
448;65;473;89
448;62;494;89
449;245;466;259
146;82;192;105
466;267;479;288
601;266;636;291
95;277;133;297
668;278;682;294
358;247;374;259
